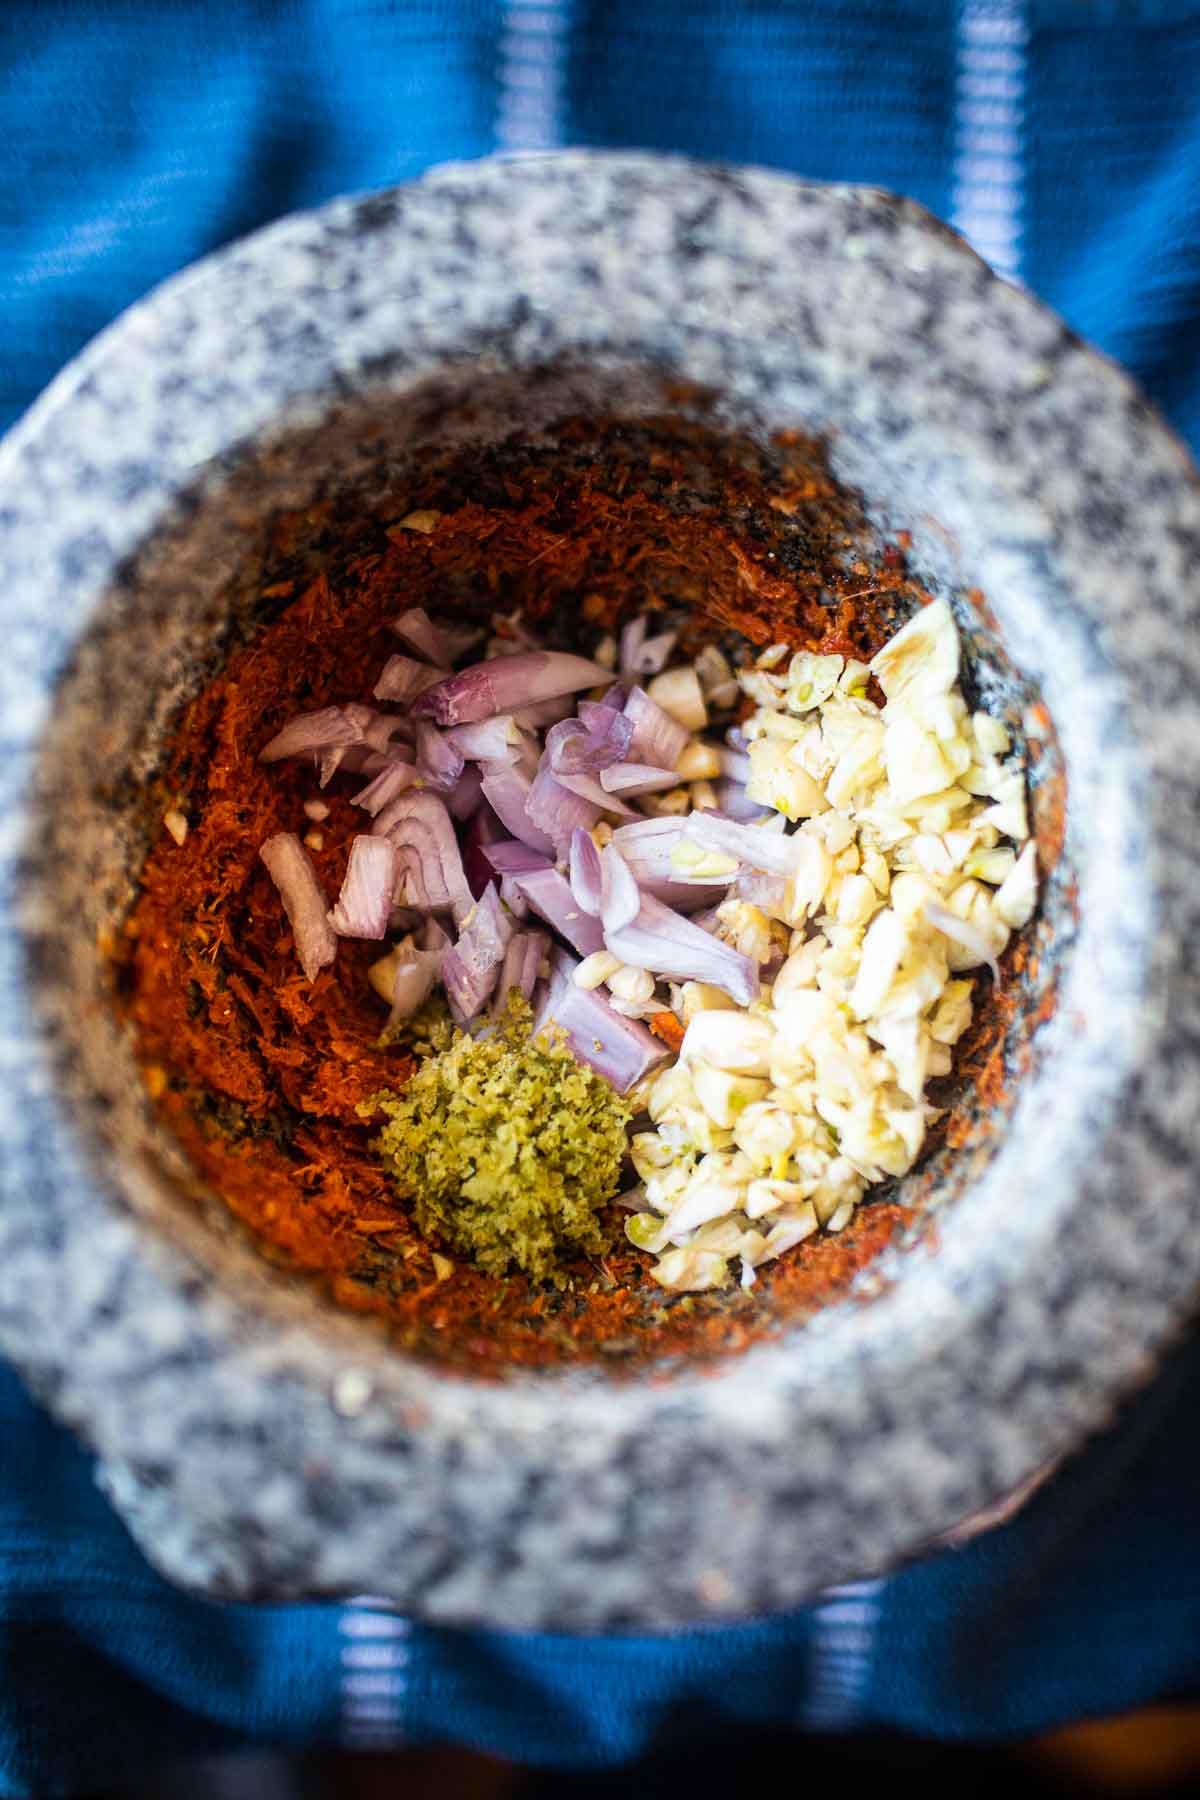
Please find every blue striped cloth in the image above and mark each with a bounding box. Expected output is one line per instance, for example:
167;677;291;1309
4;4;1200;1792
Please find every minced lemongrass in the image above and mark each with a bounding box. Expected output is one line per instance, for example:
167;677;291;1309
362;997;630;1285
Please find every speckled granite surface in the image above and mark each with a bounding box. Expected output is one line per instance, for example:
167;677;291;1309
0;154;1196;1628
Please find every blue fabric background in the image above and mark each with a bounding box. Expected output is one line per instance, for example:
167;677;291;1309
3;3;1200;1792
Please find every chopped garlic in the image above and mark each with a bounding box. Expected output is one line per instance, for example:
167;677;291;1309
163;808;188;846
682;1011;774;1075
849;908;906;1018
642;785;692;816
786;652;843;712
836;872;879;929
884;711;966;804
626;1211;672;1254
732;1102;796;1167
634;594;1037;1291
691;1064;770;1128
714;900;775;965
694;644;737;708
746;739;829;820
756;1204;820;1261
973;711;1011;757
675;738;722;781
745;1177;813;1221
993;839;1039;929
575;950;622;990
977;767;1029;840
650;1248;730;1291
680;981;739;1026
629;1131;679;1179
368;941;409;1004
672;839;740;881
608;964;656;1004
646;665;707;731
965;846;1017;885
861;845;891;895
771;934;827;1003
928;979;975;1046
783;834;833;923
869;597;958;700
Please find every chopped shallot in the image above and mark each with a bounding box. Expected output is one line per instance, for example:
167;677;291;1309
551;767;636;817
512;695;577;731
611;816;708;884
461;805;511;898
371;791;473;923
620;616;679;677
623;686;690;769
598;762;680;796
496;929;549;1009
714;779;772;822
483;839;554;877
259;705;367;765
717;746;752;783
510;866;606;959
568;827;603;916
441;883;514;1022
373;654;450;703
392;606;449;664
328;835;399;940
480;762;557;856
525;764;601;849
545;710;633;775
603;893;758;1005
445;715;523;761
532;947;667;1093
414;651;610;727
258;832;337;981
681;812;810;878
579;692;626;725
351;758;417;815
415;720;466;793
376;918;449;1029
446;764;484;821
599;844;640;933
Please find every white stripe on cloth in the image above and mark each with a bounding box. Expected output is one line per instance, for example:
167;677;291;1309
497;1;571;153
799;1578;884;1730
338;1596;411;1748
952;0;1029;281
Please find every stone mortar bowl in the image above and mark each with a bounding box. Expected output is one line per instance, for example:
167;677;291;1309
0;152;1197;1630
